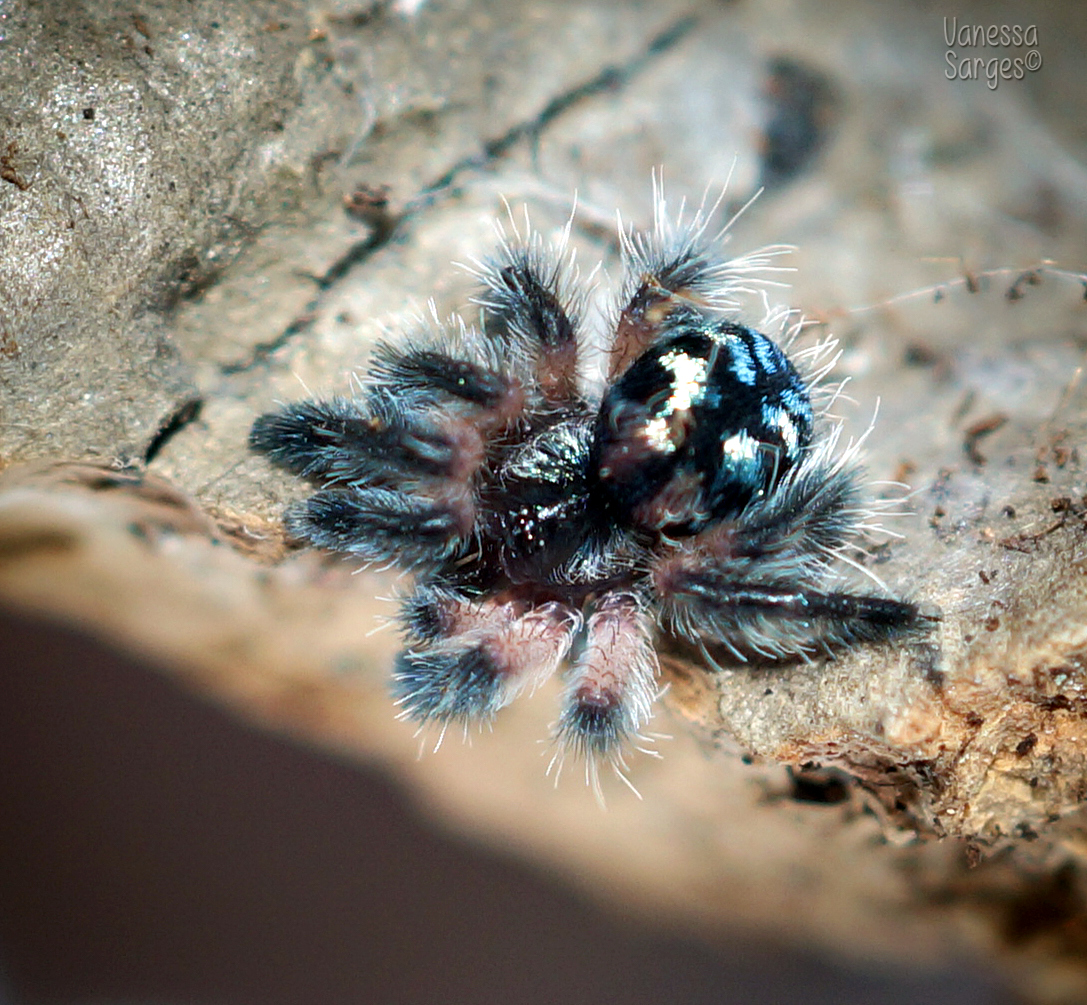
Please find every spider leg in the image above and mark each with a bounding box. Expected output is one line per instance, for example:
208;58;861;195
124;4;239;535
652;450;934;660
553;592;658;760
285;487;472;567
252;391;485;567
250;392;485;487
394;585;580;725
249;397;378;480
611;202;729;378
718;438;865;571
471;240;582;408
658;568;925;660
610;276;691;381
610;184;789;378
367;337;526;429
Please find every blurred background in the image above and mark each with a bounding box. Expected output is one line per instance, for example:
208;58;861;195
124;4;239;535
1;607;1005;1004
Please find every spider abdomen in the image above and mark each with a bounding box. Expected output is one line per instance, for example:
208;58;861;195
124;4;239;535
593;312;813;535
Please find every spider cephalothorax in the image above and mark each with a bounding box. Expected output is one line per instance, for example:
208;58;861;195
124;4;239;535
250;193;931;784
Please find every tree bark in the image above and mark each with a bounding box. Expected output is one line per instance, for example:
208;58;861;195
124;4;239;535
3;1;1087;1001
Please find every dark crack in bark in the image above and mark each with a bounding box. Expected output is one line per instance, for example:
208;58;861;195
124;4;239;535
218;13;698;378
143;398;205;464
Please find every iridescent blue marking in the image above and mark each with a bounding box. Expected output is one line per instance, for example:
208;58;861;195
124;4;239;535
752;332;784;374
779;385;810;418
724;334;757;386
761;402;784;432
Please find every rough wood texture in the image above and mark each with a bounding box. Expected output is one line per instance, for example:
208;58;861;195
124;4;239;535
3;1;1087;1001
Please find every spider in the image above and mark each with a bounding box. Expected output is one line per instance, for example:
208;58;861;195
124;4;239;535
250;191;932;785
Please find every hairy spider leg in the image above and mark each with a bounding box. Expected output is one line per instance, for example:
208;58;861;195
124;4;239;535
652;446;928;659
366;333;526;430
394;586;581;724
251;367;516;567
285;487;474;570
471;240;584;410
250;392;483;486
662;573;923;660
553;593;658;759
609;193;789;379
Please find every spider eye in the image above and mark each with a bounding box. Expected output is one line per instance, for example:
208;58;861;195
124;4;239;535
592;315;813;534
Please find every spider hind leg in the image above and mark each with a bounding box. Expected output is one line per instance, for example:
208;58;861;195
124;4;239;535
652;443;935;661
661;571;929;663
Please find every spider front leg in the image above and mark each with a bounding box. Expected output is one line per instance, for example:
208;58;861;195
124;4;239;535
283;487;473;569
610;189;791;379
366;330;527;429
250;390;488;484
251;380;498;567
471;237;583;409
395;585;581;728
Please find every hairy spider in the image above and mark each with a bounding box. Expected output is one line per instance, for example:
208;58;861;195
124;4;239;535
250;190;931;787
